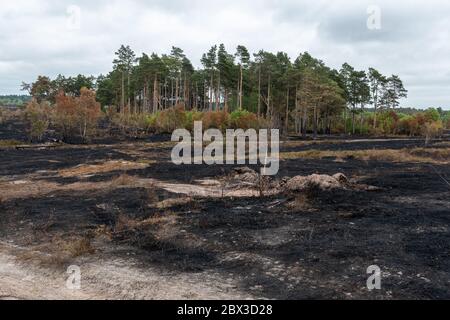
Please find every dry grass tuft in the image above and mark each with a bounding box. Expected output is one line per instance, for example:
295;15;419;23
154;197;194;210
114;213;139;232
62;237;96;258
286;194;316;212
109;173;138;187
113;212;177;234
59;160;148;178
14;235;95;268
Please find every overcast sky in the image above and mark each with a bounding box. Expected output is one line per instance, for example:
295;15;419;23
0;0;449;109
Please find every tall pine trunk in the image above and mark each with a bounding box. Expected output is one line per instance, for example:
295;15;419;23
257;66;261;117
239;64;243;110
121;71;125;113
285;87;289;135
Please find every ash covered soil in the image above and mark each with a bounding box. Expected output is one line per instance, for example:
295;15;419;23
0;118;449;300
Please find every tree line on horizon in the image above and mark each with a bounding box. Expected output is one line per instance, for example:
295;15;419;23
22;44;445;137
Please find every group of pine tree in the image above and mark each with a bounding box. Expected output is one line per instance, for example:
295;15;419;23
23;44;408;135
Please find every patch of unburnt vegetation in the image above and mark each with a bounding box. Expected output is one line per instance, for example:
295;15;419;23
281;147;450;164
0;139;22;147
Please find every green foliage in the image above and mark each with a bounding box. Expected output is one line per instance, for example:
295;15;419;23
20;44;419;138
152;107;188;134
0;139;22;147
230;110;263;130
424;108;440;122
0;95;31;107
184;111;204;131
114;109;267;134
24;99;50;142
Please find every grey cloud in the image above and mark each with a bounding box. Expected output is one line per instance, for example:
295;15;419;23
0;0;449;109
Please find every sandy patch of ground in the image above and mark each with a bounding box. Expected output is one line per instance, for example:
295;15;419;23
0;242;254;300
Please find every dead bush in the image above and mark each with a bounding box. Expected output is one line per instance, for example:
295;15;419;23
286;193;315;211
55;88;102;142
62;237;95;257
423;121;443;146
114;213;139;233
153;106;187;133
154;197;193;210
109;174;137;187
202;111;230;130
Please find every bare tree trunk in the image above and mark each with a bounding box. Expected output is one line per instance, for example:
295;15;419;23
285;87;289;135
237;71;240;110
224;89;229;113
313;106;318;139
175;76;179;106
204;80;207;111
302;106;307;137
171;79;174;107
209;74;213;111
352;106;356;135
344;107;348;135
143;82;147;113
164;80;167;109
216;71;221;111
266;74;271;119
373;100;378;129
239;64;243;110
153;75;158;113
257;66;261;117
183;73;188;110
360;104;364;134
121;71;125;113
127;72;131;108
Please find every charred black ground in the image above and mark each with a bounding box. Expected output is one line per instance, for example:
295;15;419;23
0;116;449;300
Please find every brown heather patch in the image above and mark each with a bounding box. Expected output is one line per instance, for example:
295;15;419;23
281;147;450;164
0;177;155;202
